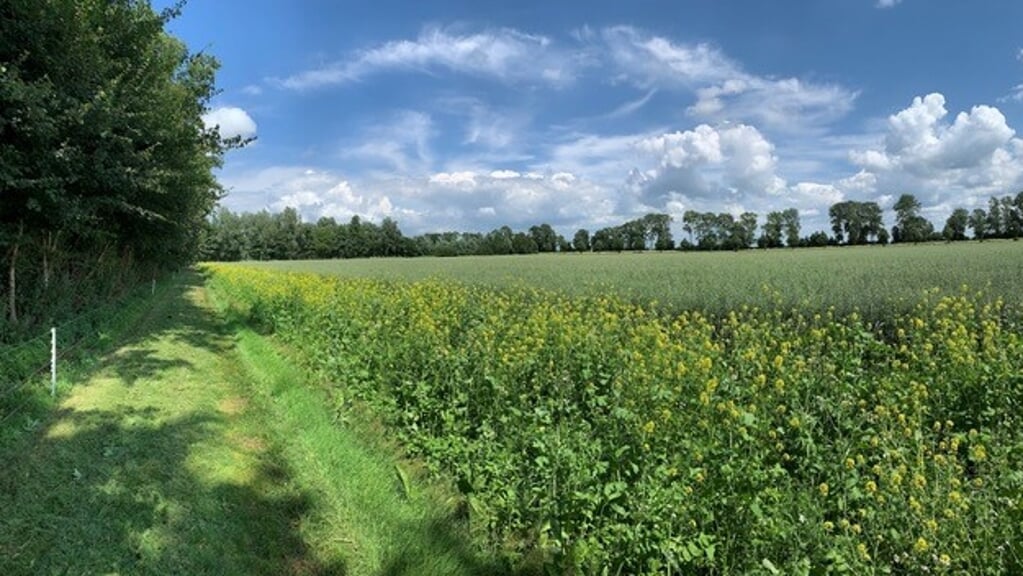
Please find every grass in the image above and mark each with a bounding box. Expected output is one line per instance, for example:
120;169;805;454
0;271;505;575
244;240;1023;320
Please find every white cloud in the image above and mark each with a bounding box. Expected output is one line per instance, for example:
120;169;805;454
626;123;853;231
636;123;783;198
489;170;521;179
218;164;620;235
428;171;478;186
848;93;1023;212
241;85;263;96
281;26;574;90
202;106;257;139
602;27;857;131
876;0;903;8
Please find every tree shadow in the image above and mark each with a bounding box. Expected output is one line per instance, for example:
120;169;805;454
378;515;530;576
0;404;345;575
99;347;195;387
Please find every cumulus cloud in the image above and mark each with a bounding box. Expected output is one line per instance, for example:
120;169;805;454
635;123;784;201
848;93;1023;210
218;164;619;235
282;26;575;90
602;27;857;131
201;106;257;139
622;123;853;230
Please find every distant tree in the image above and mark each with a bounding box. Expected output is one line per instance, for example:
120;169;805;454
830;201;884;245
511;232;538;254
736;212;759;250
682;211;697;244
986;197;1005;239
622;220;647;251
572;229;591;252
782;208;801;248
556;235;572;252
806;231;830;247
642;213;674;250
486;226;515;255
1003;194;1023;240
528;223;558;253
759;211;785;249
891;194;933;243
943;208;970;242
968;208;988;241
591;227;625;252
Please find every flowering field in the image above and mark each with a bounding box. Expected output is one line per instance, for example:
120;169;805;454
244;240;1023;321
204;262;1023;574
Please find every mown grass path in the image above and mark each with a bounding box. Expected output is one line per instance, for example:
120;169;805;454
0;273;496;575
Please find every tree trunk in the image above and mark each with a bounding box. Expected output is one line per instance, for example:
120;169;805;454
7;222;23;324
42;230;58;290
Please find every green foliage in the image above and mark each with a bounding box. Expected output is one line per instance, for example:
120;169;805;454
0;0;233;337
208;263;1023;575
829;201;885;245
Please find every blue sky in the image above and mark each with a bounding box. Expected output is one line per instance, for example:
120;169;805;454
162;0;1023;236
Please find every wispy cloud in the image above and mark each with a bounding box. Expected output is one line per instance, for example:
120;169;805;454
605;89;658;119
876;0;903;8
281;26;575;90
602;26;858;132
341;110;435;175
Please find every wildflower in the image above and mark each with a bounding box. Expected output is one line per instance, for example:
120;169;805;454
913;537;929;554
819;483;830;497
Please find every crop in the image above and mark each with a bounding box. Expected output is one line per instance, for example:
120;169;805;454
243;240;1023;322
205;263;1023;575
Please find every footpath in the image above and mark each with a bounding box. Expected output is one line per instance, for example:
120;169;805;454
0;273;498;576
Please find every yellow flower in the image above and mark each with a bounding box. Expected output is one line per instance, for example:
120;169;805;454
913;537;929;554
865;480;877;494
818;483;830;497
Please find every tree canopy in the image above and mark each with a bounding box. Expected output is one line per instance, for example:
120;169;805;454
1;0;236;331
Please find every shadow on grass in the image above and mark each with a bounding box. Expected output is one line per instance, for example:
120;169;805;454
0;271;345;575
0;405;343;575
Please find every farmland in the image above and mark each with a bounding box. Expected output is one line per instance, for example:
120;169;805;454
245;240;1023;321
205;242;1023;574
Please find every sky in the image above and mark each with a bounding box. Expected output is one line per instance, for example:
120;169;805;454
159;0;1023;237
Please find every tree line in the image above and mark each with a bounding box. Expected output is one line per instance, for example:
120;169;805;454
1;0;234;338
201;191;1023;263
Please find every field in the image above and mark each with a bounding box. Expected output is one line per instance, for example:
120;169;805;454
205;242;1023;575
245;241;1023;321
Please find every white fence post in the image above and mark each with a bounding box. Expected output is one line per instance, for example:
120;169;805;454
50;327;56;397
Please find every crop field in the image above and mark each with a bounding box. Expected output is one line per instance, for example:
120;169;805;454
205;253;1023;575
244;240;1023;321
